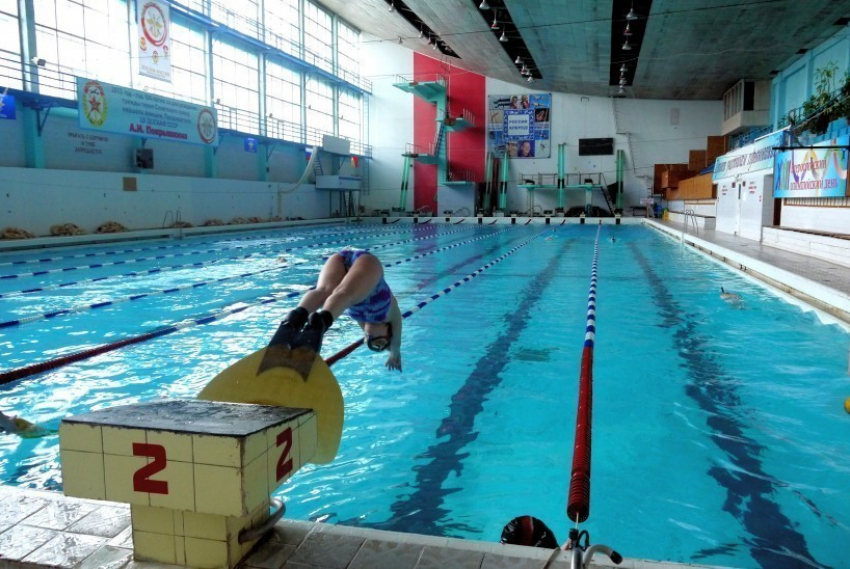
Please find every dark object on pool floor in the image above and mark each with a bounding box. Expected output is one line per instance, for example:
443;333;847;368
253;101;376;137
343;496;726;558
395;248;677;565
500;515;559;548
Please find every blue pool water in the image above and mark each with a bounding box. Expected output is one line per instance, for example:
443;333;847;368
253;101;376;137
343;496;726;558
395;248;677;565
1;223;849;568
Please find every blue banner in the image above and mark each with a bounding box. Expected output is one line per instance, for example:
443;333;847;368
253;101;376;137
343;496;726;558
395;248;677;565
244;138;257;153
0;94;15;120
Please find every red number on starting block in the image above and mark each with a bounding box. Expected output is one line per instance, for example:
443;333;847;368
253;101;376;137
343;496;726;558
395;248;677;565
275;428;293;482
132;442;169;494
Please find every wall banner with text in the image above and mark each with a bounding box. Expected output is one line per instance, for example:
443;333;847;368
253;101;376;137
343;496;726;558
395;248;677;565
137;0;171;82
773;135;848;198
487;93;551;159
77;78;218;147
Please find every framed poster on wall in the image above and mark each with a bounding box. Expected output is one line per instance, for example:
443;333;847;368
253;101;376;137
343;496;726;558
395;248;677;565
487;93;551;158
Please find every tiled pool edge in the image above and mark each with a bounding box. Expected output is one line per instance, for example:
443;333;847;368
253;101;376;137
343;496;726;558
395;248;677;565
645;219;850;325
0;485;727;568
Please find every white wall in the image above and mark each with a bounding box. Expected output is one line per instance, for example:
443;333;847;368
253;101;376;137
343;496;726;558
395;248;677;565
361;35;414;214
0;167;328;236
484;77;722;213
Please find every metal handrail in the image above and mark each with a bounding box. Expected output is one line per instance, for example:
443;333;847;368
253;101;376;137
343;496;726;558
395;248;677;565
683;209;698;234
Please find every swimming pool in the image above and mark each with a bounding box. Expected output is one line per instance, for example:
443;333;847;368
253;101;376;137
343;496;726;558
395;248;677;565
1;223;848;568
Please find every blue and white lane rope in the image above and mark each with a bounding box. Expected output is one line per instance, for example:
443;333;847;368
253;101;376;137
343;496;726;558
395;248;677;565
0;226;531;382
0;226;507;329
0;219;428;267
325;228;548;364
0;224;472;297
586;224;601;348
0;222;474;281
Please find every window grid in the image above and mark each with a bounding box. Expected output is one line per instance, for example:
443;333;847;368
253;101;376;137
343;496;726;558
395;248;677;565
306;76;333;144
785;197;850;207
265;59;301;142
338;88;362;143
210;0;260;40
303;1;332;73
337;22;359;83
0;3;21;89
213;38;259;132
264;0;299;58
33;0;130;97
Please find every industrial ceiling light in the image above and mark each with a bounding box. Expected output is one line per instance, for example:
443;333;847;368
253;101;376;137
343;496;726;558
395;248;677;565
479;0;490;9
626;3;637;20
515;55;522;64
619;77;628;86
433;40;438;50
618;85;627;95
419;26;423;38
623;23;632;36
622;39;632;50
398;36;403;44
521;64;528;74
527;76;534;83
620;64;628;73
491;14;499;29
499;30;508;42
389;1;395;12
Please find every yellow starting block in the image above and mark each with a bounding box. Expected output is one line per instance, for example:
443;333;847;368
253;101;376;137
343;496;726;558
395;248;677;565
59;398;317;568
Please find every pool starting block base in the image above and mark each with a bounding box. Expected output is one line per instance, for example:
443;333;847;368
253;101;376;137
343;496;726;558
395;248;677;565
59;398;317;568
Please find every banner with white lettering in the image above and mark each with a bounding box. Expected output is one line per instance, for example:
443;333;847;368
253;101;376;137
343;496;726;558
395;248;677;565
712;131;784;182
77;78;218;147
137;0;171;82
773;135;849;198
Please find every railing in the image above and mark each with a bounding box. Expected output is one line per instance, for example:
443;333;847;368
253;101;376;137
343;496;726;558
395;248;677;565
683;209;698;234
394;73;447;87
0;53;371;157
517;172;608;187
446;169;477;183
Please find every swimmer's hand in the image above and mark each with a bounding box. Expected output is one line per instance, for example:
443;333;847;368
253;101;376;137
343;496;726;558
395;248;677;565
386;351;402;372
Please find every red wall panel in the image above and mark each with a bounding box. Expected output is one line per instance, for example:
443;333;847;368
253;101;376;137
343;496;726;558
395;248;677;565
412;53;485;213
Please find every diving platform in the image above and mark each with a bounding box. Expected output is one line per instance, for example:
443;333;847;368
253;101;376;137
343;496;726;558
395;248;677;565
393;75;446;103
440;109;475;132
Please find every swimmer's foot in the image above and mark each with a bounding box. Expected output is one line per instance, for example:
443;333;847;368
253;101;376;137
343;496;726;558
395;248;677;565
257;307;309;375
293;310;334;353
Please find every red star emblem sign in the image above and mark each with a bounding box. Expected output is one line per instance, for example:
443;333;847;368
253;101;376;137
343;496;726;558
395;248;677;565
88;96;101;112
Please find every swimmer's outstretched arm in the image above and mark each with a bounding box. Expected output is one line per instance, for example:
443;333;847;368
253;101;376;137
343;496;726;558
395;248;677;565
0;411;50;438
386;296;403;372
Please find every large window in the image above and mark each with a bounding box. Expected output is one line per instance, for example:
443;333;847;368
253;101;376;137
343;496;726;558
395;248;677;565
33;0;131;97
303;1;332;73
338;89;362;143
264;0;299;58
266;59;301;142
305;76;332;144
337;21;359;84
212;38;259;131
211;0;260;40
0;0;21;89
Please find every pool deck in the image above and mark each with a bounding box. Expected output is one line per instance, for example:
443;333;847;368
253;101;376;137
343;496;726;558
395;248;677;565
0;484;726;569
646;219;850;325
4;217;847;569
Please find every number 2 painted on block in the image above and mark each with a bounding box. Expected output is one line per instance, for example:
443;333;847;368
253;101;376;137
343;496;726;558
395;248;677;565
132;442;169;494
276;428;294;482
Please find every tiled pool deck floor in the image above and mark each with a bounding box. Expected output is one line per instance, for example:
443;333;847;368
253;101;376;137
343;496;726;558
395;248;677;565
0;485;723;569
5;218;849;569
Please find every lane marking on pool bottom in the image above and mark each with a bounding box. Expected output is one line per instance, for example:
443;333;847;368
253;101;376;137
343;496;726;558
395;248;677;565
629;244;819;568
326;228;544;365
0;226;515;383
361;230;567;535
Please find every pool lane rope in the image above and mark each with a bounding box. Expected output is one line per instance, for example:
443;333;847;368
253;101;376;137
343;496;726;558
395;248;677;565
0;219;428;268
0;226;511;383
326;228;545;365
0;226;482;325
566;223;601;524
0;224;473;298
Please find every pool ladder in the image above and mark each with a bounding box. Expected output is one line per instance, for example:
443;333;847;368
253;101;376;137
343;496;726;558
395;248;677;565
162;209;184;240
683;209;698;235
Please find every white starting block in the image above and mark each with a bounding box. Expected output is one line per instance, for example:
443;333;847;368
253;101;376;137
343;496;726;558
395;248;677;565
59;399;317;568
